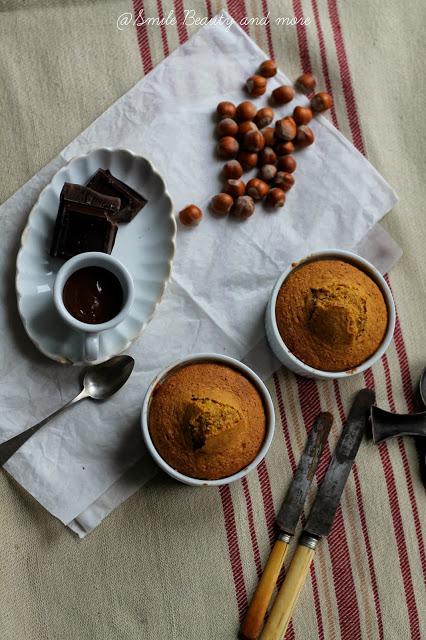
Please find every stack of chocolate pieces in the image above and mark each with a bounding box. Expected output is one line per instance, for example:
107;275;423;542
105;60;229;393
50;169;147;259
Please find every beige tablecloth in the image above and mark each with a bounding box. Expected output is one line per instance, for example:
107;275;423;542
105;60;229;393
0;1;425;639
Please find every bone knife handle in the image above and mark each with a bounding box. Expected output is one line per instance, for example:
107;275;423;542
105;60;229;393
259;536;318;640
240;534;291;640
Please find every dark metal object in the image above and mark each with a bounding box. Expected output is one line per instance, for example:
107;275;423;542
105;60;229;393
277;412;333;535
369;367;426;487
304;389;375;539
371;406;426;443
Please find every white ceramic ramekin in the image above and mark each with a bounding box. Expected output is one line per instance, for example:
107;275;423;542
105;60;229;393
265;249;396;380
141;353;275;487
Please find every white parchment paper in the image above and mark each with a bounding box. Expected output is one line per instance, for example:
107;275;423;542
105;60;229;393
0;13;398;536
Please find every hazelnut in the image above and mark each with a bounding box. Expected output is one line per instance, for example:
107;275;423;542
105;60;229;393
258;146;277;166
258;59;277;78
232;195;255;219
262;127;275;147
238;121;258;138
224;179;246;198
311;92;333;112
210;193;234;216
244;130;265;152
265;188;286;209
274;141;295;155
271;85;295;105
275;116;297;141
274;171;295;191
295;73;317;94
277;155;297;173
246;75;267;97
237;151;258;171
246;178;269;200
217;136;239;159
179;204;203;226
236;101;257;122
294;125;315;148
259;164;277;182
254;107;274;129
216;101;237;120
216;117;238;138
293;106;313;125
223;160;243;180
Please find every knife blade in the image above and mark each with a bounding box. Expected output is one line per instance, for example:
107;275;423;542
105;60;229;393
276;411;333;536
260;389;375;640
240;412;332;640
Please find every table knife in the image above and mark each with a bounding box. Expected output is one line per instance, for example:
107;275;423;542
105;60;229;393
259;389;375;640
240;412;333;640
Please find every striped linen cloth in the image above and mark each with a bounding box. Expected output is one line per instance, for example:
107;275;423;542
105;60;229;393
0;2;425;640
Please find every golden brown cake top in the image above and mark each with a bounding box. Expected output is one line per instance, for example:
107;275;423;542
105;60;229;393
275;259;388;372
149;362;266;480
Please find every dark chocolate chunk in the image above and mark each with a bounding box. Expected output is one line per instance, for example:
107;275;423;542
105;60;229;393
50;183;118;259
86;169;147;223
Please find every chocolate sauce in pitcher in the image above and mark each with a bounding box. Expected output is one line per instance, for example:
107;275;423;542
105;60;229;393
63;267;123;324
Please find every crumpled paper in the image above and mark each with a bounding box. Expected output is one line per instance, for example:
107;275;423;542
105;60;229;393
0;12;398;537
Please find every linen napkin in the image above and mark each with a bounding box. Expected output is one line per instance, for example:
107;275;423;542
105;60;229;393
0;12;398;537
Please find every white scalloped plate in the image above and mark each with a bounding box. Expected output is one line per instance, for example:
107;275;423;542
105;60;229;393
16;148;176;365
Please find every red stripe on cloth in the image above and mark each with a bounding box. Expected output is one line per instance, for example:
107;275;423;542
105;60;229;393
257;460;277;545
219;485;248;621
382;355;426;587
292;0;311;73
377;440;421;639
173;0;189;44
308;3;384;630
310;0;338;127
324;0;422;628
242;477;263;579
227;0;249;33
333;380;385;640
327;0;365;154
296;378;362;640
363;363;421;637
205;0;213;20
274;374;323;640
261;0;275;59
133;0;154;73
384;274;415;412
156;0;170;57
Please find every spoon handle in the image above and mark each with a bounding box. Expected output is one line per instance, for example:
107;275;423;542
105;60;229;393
0;389;88;466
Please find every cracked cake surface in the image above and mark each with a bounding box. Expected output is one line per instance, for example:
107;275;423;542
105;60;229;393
275;259;388;372
149;362;266;480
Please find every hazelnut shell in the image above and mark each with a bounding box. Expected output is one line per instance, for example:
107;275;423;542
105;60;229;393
246;75;267;97
265;188;286;209
271;85;295;105
217;136;239;159
179;205;203;226
223;160;243;180
295;73;317;94
246;178;269;201
210;193;234;216
236;101;257;122
232;195;255;219
258;59;277;78
217;101;237;120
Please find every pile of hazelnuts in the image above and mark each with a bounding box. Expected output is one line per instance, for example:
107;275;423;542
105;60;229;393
178;60;333;226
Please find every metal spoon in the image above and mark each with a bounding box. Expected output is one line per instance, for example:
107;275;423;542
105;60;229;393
0;355;135;465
